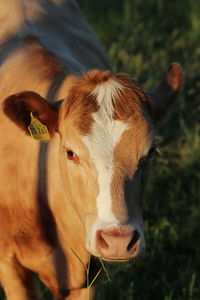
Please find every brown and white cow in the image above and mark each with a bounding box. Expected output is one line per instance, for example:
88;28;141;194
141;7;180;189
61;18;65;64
0;0;182;299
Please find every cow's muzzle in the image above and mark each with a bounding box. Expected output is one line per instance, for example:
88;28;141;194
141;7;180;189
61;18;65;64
95;226;142;261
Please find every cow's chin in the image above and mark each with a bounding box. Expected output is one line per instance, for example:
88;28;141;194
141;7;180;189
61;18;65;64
85;244;144;263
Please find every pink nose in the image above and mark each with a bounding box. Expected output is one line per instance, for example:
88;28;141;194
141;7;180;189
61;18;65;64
96;227;140;260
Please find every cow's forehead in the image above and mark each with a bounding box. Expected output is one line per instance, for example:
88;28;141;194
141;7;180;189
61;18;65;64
62;70;153;166
63;70;151;138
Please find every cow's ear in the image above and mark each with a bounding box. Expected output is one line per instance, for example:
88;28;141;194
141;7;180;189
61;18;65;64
3;91;59;137
148;63;183;121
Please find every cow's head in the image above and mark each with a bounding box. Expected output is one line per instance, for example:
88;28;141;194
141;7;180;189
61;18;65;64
3;63;182;261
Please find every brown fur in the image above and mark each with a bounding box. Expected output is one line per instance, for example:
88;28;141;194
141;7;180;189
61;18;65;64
61;77;99;134
61;70;151;135
24;39;63;80
113;73;150;120
0;1;24;43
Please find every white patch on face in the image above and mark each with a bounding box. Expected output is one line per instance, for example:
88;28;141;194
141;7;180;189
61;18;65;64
82;79;128;225
91;79;123;120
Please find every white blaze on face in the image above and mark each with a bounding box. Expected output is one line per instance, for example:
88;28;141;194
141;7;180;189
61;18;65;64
82;80;129;225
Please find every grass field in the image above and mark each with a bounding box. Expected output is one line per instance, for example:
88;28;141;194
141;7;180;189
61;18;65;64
0;0;199;299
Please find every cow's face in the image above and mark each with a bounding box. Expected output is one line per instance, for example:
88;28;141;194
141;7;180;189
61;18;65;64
3;64;182;261
58;71;154;261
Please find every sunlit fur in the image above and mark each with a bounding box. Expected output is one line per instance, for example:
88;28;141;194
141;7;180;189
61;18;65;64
49;71;154;260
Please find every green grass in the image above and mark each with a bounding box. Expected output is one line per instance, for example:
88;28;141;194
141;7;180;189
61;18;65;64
1;0;200;299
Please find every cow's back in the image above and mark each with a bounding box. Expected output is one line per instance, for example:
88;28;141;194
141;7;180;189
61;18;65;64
0;0;110;100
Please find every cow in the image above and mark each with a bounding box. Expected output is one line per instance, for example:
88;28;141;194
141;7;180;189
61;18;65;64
0;0;183;299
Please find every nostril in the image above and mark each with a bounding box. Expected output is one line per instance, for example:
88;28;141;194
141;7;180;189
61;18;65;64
97;231;109;249
127;230;140;252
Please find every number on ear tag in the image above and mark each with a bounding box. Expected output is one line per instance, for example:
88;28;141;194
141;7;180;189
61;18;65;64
28;112;50;140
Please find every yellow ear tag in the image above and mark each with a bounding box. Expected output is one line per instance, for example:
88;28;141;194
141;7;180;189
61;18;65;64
28;112;50;141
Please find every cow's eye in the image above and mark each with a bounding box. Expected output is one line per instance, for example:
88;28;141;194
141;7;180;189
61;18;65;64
147;147;156;158
66;149;79;163
139;147;156;171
